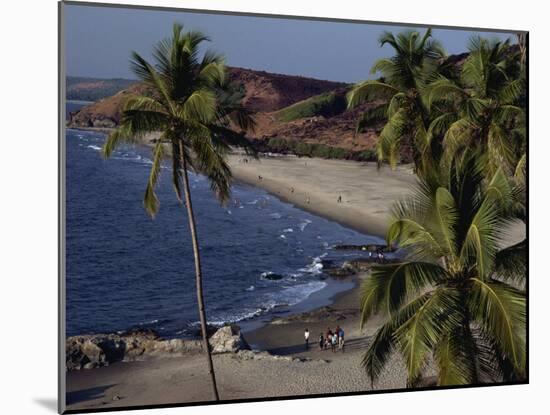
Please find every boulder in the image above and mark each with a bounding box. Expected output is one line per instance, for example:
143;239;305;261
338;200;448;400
209;325;250;354
92;117;116;128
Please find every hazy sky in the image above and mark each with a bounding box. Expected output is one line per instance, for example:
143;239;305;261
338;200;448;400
64;3;517;83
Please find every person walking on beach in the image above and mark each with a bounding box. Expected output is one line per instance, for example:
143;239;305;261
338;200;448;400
337;195;342;203
338;327;345;350
304;328;310;350
331;332;337;352
325;328;332;350
319;333;324;350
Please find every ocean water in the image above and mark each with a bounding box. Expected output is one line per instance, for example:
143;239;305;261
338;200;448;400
65;103;383;338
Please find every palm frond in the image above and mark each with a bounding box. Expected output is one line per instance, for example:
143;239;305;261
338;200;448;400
436;327;478;386
494;239;527;285
362;291;432;384
469;278;526;377
360;261;446;325
143;141;165;217
377;108;408;169
394;287;463;386
346;81;399;109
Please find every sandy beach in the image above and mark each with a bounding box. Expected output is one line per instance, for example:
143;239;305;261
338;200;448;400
65;153;525;411
66;274;420;411
228;153;526;245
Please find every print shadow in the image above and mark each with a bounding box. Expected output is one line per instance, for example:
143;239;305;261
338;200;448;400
34;398;57;413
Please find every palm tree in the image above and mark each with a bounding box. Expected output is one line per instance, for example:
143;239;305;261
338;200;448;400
360;151;526;387
102;23;255;401
346;29;446;175
426;36;525;178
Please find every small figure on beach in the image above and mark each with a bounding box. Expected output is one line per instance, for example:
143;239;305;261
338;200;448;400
306;197;310;204
258;175;263;181
304;328;310;350
331;332;338;352
338;326;345;350
290;187;295;193
325;328;332;350
337;195;342;203
319;333;324;350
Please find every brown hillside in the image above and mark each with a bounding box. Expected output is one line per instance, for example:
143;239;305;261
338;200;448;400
227;67;345;112
68;83;150;128
67;67;345;129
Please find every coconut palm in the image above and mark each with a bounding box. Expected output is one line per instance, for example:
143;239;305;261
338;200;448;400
103;23;255;401
426;36;525;178
360;151;526;387
346;29;446;175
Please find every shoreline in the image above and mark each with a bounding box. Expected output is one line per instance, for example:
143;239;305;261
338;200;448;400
67;127;526;244
66;274;410;411
228;153;415;238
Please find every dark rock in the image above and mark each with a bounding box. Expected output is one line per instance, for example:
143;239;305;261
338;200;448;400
271;306;359;324
261;272;285;281
333;243;396;253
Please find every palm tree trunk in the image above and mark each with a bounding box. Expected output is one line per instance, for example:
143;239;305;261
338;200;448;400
180;153;220;401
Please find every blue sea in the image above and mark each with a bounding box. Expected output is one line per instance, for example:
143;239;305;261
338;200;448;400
65;102;383;338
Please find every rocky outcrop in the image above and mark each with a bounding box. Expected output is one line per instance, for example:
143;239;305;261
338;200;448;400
333;243;396;253
66;325;249;371
325;256;401;278
270;306;359;325
209;324;250;354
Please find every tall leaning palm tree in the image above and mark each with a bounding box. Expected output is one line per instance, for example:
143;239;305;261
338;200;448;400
347;29;446;175
103;23;255;401
360;152;526;387
426;37;525;178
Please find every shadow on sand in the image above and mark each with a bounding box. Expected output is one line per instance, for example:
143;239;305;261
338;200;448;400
266;336;370;356
66;384;116;406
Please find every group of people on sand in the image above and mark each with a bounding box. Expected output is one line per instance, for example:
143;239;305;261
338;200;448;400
368;249;386;263
304;326;345;352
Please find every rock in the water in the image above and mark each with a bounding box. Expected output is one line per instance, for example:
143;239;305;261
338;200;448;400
209;325;249;354
333;243;396;253
261;272;285;281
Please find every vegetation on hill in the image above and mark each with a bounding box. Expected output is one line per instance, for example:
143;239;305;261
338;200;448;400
275;89;348;122
67;76;137;101
262;137;376;161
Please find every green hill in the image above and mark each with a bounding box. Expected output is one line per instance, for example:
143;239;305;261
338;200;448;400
275;88;349;122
